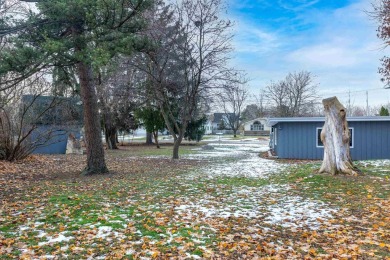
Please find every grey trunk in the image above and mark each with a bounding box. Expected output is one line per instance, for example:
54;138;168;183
172;133;183;159
146;132;153;145
319;96;361;175
153;131;160;148
105;125;118;150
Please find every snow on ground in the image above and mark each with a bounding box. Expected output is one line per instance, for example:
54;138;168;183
202;155;288;178
178;140;337;229
203;136;260;142
38;232;74;246
264;197;337;229
174;184;336;230
358;159;390;167
185;141;289;178
188;141;269;158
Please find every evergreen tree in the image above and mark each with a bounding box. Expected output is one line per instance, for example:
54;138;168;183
185;116;207;142
135;107;166;148
0;0;152;174
379;106;389;116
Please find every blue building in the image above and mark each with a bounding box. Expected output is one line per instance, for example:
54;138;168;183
268;117;390;160
21;95;83;154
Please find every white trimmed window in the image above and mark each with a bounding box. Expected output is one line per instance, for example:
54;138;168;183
251;121;264;131
316;127;354;148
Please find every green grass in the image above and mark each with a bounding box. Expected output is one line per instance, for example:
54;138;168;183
107;144;199;157
215;176;270;187
270;162;390;208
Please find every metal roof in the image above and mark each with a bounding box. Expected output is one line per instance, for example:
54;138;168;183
267;116;390;126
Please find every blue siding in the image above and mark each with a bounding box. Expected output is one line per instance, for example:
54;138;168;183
349;121;390;160
31;126;81;155
277;122;324;160
274;120;390;160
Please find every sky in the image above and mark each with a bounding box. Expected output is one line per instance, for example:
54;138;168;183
227;0;390;109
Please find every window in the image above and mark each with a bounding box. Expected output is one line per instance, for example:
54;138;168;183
316;127;353;148
251;121;264;131
275;128;277;145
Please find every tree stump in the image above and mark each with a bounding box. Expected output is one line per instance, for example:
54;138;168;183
66;133;84;155
319;97;361;175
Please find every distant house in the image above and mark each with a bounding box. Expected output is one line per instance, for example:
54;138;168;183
242;118;270;136
204;113;236;134
268;117;390;160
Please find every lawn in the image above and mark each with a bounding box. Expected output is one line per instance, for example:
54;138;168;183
0;143;389;259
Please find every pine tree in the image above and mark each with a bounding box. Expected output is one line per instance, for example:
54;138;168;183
0;0;153;174
379;106;389;116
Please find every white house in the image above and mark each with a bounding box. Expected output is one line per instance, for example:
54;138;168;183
204;113;235;134
242;117;270;136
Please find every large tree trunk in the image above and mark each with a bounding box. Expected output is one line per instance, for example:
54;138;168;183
146;132;153;145
78;62;109;175
319;97;360;175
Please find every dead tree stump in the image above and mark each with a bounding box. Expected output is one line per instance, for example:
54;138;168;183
319;97;361;175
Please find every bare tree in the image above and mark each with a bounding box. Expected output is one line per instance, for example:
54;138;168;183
264;80;289;117
135;0;233;159
96;60;141;150
264;71;319;117
0;73;82;161
255;90;267;117
242;104;261;121
372;0;390;87
217;75;249;137
285;71;318;116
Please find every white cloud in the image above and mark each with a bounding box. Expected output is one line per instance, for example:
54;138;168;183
232;24;280;54
228;0;389;106
287;44;359;68
277;0;320;11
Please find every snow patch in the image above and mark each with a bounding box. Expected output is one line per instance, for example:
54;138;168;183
174;184;336;230
359;160;390;167
38;233;74;246
264;197;337;229
96;226;113;238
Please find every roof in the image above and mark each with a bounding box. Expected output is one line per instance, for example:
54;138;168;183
22;95;83;125
243;117;268;125
211;113;235;123
268;116;390;126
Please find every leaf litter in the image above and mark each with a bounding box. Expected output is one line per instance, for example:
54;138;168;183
0;138;389;259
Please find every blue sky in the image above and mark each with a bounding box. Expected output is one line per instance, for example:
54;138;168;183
227;0;390;108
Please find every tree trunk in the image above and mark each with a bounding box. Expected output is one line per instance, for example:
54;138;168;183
319;97;360;175
105;124;118;150
233;129;237;138
78;61;109;175
172;132;183;159
153;131;160;148
146;132;153;145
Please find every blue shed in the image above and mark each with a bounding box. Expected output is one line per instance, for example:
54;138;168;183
21;95;83;154
31;126;81;155
268;117;390;160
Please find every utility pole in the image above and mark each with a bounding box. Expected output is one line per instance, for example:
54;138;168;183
348;90;351;116
366;91;369;116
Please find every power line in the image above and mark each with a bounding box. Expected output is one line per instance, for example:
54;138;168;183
318;87;386;97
